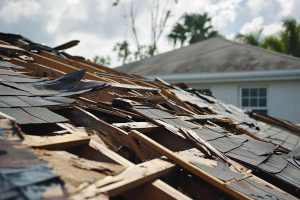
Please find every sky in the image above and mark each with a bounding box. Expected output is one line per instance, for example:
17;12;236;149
0;0;299;67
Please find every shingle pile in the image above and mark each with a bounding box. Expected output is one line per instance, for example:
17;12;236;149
0;32;299;200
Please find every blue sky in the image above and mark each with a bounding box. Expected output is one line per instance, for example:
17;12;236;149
0;0;299;67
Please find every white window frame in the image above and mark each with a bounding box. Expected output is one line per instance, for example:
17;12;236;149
239;86;268;114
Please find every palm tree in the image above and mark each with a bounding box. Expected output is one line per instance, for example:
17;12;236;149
235;17;300;58
184;13;218;44
167;23;187;47
168;12;218;47
280;17;300;57
260;36;284;53
235;29;263;46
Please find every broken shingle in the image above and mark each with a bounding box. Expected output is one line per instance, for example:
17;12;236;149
22;107;68;123
193;159;244;182
0;107;46;124
209;136;242;153
225;147;268;166
258;154;288;173
0;84;30;96
240;139;277;156
0;96;31;107
193;128;225;141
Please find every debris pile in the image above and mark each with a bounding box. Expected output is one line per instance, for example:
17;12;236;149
0;32;299;200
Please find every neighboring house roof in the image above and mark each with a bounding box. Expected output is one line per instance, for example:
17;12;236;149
116;37;300;76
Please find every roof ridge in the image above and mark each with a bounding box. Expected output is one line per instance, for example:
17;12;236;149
218;37;300;63
115;37;223;69
131;43;236;74
117;37;300;70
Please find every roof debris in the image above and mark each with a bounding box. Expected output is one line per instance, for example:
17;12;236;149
0;32;299;200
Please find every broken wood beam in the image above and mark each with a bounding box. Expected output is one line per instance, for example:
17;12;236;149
53;40;80;51
113;122;159;132
23;132;90;149
89;140;192;200
74;158;176;198
128;130;251;200
251;112;300;132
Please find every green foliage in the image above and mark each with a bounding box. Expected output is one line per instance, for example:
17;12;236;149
235;29;263;46
281;17;300;57
113;41;131;65
92;55;111;66
168;12;218;47
236;17;300;58
260;36;284;53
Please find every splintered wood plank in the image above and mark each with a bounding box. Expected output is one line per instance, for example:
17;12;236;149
128;130;251;200
122;180;193;200
8;57;65;78
37;50;135;85
177;148;218;167
30;53;103;80
177;114;226;121
36;150;123;194
42;185;65;199
89;139;133;167
251;112;300;132
73;158;175;198
66;54;132;77
23;132;90;149
112;122;159;132
111;82;159;92
89;140;192;200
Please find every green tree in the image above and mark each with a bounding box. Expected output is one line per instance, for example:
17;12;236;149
260;35;284;53
92;55;111;66
113;41;131;65
235;17;300;58
168;23;187;47
168;12;218;47
235;29;263;46
280;17;300;57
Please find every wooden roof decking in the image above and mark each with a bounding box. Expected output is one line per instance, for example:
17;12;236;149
0;32;299;200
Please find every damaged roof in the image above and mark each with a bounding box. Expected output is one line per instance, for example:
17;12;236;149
0;32;300;200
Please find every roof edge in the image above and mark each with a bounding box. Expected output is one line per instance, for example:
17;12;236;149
146;69;300;84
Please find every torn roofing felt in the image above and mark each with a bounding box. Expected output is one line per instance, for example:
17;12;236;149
0;32;300;200
0;60;25;70
33;69;107;92
0;139;64;200
0;68;107;124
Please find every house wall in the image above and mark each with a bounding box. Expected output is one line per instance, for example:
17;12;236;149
188;80;300;123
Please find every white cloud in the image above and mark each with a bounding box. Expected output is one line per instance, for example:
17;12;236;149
262;23;281;36
53;31;120;65
240;16;264;34
246;0;270;15
0;0;40;24
276;0;294;16
205;0;241;29
226;32;236;40
45;0;88;34
239;17;282;37
1;0;299;67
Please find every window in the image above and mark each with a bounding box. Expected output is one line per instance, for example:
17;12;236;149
241;87;268;115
